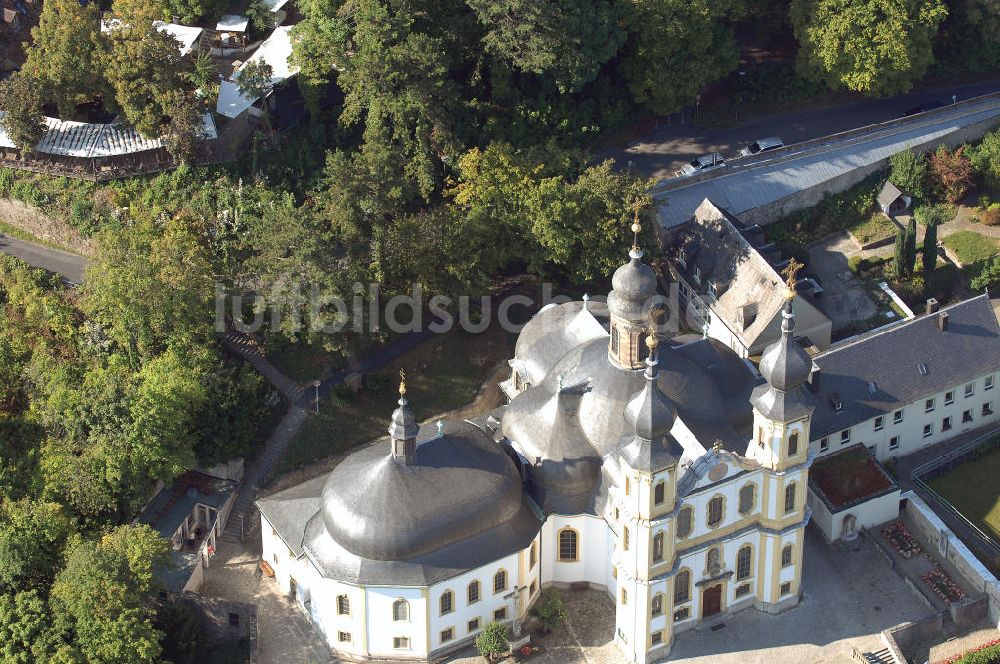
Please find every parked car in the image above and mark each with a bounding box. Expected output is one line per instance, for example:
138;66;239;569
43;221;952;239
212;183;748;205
903;100;945;117
739;137;784;157
675;153;726;177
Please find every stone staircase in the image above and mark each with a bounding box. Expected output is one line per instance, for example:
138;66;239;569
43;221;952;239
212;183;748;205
221;330;303;401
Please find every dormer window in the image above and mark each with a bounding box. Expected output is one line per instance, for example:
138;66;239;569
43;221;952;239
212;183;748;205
693;266;701;284
830;393;843;413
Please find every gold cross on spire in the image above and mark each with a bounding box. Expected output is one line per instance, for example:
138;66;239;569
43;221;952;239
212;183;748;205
398;369;407;396
781;257;804;300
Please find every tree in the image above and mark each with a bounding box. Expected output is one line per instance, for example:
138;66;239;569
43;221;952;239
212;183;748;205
0;590;66;662
474;620;508;660
237;60;275;130
889;148;927;201
186;52;218;93
971;254;1000;291
0;72;46;152
893;229;906;278
245;0;273;35
22;0;105;118
619;0;743;115
904;216;918;276
103;23;190;137
927;144;975;203
468;0;625;93
161;90;204;164
921;214;938;272
970;128;1000;189
535;589;567;631
790;0;947;96
0;499;74;592
935;0;1000;74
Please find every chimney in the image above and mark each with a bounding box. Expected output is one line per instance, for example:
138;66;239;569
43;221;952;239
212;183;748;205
938;311;949;332
926;298;939;315
807;363;821;393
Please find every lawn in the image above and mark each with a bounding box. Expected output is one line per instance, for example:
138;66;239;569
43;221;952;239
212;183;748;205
848;212;897;246
278;324;514;473
266;339;341;384
942;231;1000;266
929;441;1000;542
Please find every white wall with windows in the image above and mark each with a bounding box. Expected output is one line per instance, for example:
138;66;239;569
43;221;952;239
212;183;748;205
365;586;426;656
811;372;998;462
541;514;612;588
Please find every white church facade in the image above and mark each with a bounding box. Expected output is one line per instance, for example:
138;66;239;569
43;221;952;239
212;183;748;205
257;221;822;663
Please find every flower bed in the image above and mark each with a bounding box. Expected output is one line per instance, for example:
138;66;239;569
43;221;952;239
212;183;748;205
938;638;1000;663
921;567;966;605
881;522;921;559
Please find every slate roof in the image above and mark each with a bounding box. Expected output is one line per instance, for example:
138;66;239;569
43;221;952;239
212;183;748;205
670;200;827;351
809;295;1000;440
877;181;907;209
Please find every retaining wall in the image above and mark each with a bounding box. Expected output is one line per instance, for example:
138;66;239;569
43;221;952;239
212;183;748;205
0;198;96;255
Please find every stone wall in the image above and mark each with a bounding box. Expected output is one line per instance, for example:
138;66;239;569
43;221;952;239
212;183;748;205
739;114;1000;228
0;198;96;255
887;613;944;653
177;592;255;642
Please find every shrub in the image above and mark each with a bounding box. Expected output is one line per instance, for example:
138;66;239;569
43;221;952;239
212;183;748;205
848;255;865;273
928;144;976;204
914;203;955;227
474;621;508;660
970;128;1000;189
535;589;568;631
971;255;1000;292
889;148;927;201
980;207;1000;226
0;168;14;196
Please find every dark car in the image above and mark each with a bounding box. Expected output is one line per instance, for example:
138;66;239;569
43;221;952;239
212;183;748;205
903;100;945;117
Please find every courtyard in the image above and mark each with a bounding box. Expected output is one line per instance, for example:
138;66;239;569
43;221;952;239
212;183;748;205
928;440;1000;543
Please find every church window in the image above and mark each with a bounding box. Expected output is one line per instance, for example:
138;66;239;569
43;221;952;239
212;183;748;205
494;607;507;621
441;628;454;643
468;618;480;632
393;637;410;649
393;599;409;621
673;607;690;622
784;483;797;514
674;569;691;603
468;580;480;603
652;630;663;646
652;594;663;616
621;588;628;605
652;533;664;562
625;477;631;496
780;582;792;595
736;545;752;580
493;569;507;593
529;542;537;569
677;507;693;538
757;427;765;449
654;482;665;505
336;595;350;615
738;484;755;515
529;580;536;596
735;583;751;598
707;495;724;527
788;433;798;456
440;591;454;615
623;526;630;551
611;326;620;355
338;631;351;643
782;544;793;567
558;528;579;561
706;546;721;574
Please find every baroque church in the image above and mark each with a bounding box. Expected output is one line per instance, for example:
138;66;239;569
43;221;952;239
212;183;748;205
257;221;816;663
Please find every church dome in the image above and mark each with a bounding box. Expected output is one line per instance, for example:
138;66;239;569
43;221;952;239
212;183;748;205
319;420;525;560
758;303;812;391
607;249;657;322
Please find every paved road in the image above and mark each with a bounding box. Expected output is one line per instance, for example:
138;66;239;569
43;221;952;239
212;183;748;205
0;234;87;284
606;79;1000;182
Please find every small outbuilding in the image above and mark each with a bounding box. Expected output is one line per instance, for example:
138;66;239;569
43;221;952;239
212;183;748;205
808;443;900;543
878;181;912;217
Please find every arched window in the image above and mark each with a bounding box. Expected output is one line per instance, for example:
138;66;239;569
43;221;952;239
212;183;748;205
623;526;630;551
707;495;724;526
393;599;409;621
654;482;665;505
529;542;537;570
677;507;693;538
621;587;628;605
468;580;480;603
611;325;619;355
674;569;691;603
440;590;454;615
651;593;663;616
558;528;578;561
788;433;799;456
738;484;755;515
493;569;507;594
706;546;721;574
336;594;350;615
652;532;664;561
784;483;797;514
736;545;752;580
625;477;631;496
781;544;793;567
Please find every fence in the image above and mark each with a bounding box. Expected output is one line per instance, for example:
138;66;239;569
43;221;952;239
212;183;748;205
909;430;1000;571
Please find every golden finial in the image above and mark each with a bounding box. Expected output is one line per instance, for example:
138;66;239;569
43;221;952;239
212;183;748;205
781;258;804;300
645;328;659;351
398;369;406;396
631;201;642;250
712;439;723;453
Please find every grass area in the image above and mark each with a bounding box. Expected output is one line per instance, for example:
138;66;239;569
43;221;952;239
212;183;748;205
266;339;341;384
848;212;897;246
929;441;1000;542
943;231;1000;266
278;325;514;473
0;218;81;254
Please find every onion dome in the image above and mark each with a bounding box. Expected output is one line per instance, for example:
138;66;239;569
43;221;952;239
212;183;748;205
608;248;657;323
388;375;418;442
624;333;677;440
758;300;812;391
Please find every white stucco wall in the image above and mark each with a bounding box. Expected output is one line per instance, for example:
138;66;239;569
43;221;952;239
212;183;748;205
541;514;612;588
807;486;901;542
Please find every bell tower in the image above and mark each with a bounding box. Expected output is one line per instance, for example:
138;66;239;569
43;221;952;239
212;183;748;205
389;370;418;464
607;208;658;370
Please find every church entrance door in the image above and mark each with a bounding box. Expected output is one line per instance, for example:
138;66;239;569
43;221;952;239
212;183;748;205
702;584;722;618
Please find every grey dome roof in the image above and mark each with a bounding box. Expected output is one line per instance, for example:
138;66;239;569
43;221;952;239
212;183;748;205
513;301;609;386
624;355;677;441
607;248;657;322
758;302;812;391
320;420;526;560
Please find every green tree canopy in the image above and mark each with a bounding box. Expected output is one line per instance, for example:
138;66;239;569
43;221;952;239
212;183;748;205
0;72;47;152
0;590;67;663
890;148;927;201
791;0;947;96
0;499;74;593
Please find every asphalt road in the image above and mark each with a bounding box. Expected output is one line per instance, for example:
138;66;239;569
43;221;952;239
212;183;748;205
607;79;1000;182
0;234;87;284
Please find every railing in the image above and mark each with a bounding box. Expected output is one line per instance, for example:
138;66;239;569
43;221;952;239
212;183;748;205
910;429;1000;563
